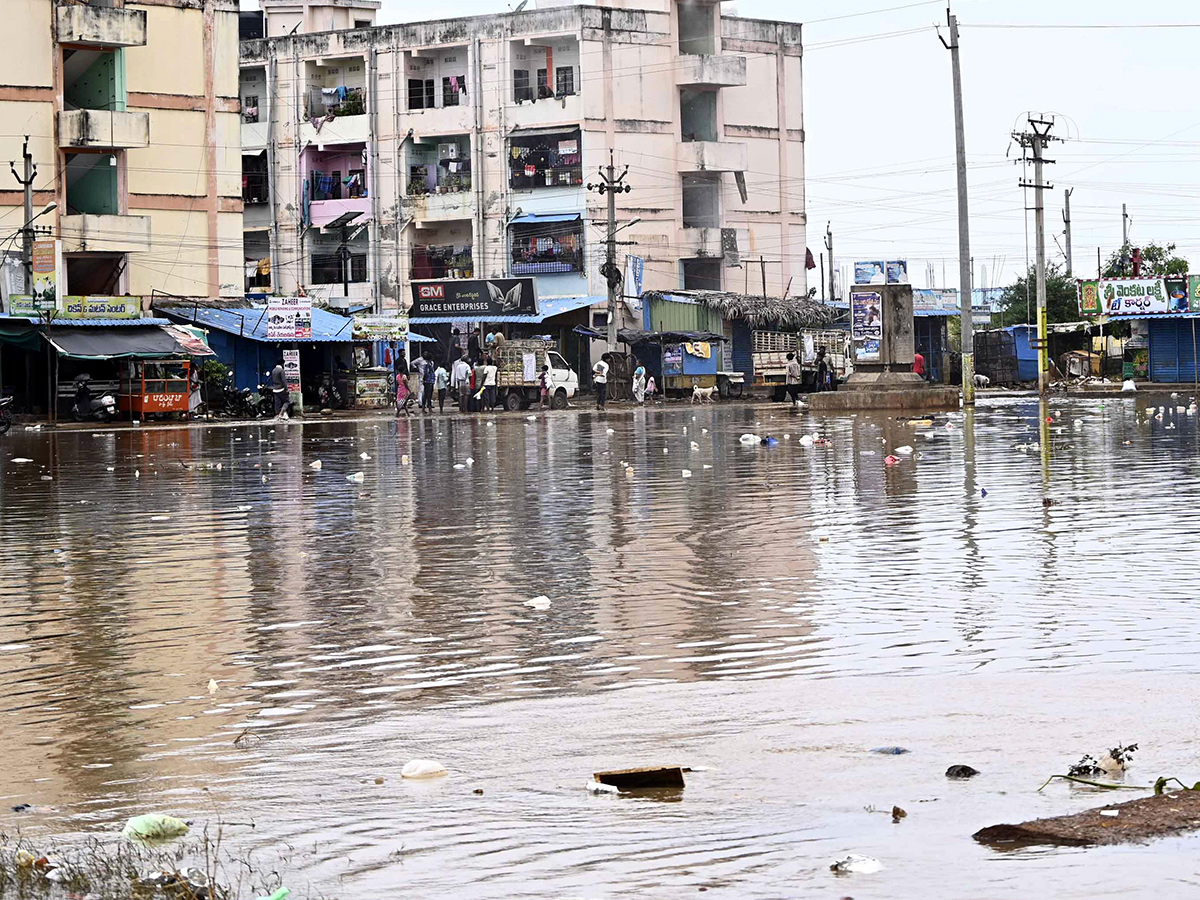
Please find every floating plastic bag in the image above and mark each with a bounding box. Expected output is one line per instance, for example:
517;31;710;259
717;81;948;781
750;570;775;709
123;814;189;842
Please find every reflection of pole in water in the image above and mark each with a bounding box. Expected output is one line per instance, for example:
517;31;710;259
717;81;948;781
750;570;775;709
1038;397;1052;483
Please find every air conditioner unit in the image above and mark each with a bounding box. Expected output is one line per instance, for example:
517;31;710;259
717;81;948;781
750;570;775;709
439;143;458;160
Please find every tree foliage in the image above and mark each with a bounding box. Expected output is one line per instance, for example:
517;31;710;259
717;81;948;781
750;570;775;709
996;263;1079;326
1103;241;1189;279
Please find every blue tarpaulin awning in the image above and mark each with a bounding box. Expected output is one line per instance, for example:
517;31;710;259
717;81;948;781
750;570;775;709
510;213;582;225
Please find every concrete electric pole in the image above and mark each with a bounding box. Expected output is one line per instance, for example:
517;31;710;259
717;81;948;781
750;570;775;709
824;222;834;302
1063;187;1073;277
587;149;631;351
1013;115;1061;396
940;10;974;405
9;135;36;292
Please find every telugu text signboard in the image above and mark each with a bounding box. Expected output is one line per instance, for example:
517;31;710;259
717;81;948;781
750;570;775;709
267;296;312;340
409;278;537;318
851;290;883;362
59;296;142;319
1078;277;1190;316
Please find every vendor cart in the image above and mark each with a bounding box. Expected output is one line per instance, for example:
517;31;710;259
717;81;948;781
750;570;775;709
119;358;192;418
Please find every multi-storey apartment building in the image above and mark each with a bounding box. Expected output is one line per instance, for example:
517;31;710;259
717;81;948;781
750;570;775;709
239;0;805;324
1;0;243;302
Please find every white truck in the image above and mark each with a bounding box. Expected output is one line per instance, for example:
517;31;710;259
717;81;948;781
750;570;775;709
494;339;579;410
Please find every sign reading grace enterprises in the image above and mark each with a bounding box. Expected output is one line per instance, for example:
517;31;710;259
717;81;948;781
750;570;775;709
409;278;537;318
1078;276;1196;316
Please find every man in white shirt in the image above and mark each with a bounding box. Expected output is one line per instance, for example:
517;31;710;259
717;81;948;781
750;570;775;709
483;356;499;410
451;354;471;413
592;352;611;410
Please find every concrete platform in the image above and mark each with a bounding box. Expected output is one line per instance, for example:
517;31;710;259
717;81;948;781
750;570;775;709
808;386;961;412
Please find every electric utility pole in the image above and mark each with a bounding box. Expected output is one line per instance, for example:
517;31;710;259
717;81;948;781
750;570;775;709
1122;202;1129;247
824;222;834;302
9;135;36;292
939;10;975;405
1063;187;1073;277
1013;115;1061;396
587;149;631;351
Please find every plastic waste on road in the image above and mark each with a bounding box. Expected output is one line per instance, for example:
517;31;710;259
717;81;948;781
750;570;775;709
524;596;551;610
829;854;882;874
122;813;190;841
401;759;448;779
346;472;365;483
884;455;900;466
309;460;322;470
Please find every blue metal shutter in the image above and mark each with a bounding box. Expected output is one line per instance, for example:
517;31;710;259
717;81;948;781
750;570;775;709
1150;318;1180;383
732;319;753;380
1178;320;1198;383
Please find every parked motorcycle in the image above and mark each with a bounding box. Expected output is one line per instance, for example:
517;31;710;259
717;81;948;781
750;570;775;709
0;396;13;435
71;376;117;422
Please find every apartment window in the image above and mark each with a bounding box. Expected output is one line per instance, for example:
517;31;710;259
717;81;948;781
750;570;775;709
312;253;367;285
555;66;575;97
509;129;582;190
678;2;717;56
242;95;260;124
354;19;372;28
536;68;551;99
442;76;463;107
513;69;531;102
511;218;583;275
408;78;435;111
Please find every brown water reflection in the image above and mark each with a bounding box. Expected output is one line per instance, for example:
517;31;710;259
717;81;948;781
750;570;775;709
4;395;1200;897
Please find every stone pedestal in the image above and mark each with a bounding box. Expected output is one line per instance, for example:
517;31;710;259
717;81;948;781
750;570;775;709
810;283;961;411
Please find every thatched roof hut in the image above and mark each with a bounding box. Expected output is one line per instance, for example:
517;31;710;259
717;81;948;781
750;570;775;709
641;290;842;330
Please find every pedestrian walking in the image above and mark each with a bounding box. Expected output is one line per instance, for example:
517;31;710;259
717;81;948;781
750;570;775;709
593;353;611;410
407;357;422;411
483;355;498;410
421;351;436;411
632;362;646;405
434;361;449;413
472;357;488;412
539;364;554;409
814;347;832;392
270;358;289;419
785;351;802;404
452;354;471;413
646;375;657;403
394;351;411;415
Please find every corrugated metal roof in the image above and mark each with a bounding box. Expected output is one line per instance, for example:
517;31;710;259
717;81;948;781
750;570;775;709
163;306;363;342
511;213;581;225
0;315;171;326
408;294;603;325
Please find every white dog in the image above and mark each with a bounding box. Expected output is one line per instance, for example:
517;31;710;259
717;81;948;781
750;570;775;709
692;384;717;404
973;373;990;388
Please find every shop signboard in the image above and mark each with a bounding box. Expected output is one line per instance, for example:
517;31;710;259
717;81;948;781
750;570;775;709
409;278;537;318
267;296;312;340
1079;277;1190;316
662;345;684;376
6;295;55;316
282;349;301;393
31;239;60;310
851;290;883;362
59;296;142;319
351;314;409;341
1189;275;1200;312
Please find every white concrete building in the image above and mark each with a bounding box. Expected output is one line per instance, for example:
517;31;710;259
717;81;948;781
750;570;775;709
238;0;805;325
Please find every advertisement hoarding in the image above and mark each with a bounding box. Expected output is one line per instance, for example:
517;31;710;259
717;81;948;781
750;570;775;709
267;296;312;340
851;290;883;362
352;315;409;341
1078;277;1190;316
410;278;537;318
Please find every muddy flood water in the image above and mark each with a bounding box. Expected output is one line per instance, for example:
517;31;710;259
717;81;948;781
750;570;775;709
4;395;1200;898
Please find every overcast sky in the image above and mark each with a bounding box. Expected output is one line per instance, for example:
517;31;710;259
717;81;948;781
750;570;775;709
249;1;1200;289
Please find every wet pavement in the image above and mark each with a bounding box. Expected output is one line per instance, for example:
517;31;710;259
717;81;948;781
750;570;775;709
3;395;1200;897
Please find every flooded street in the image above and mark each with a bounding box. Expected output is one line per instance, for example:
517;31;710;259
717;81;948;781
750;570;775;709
4;395;1200;898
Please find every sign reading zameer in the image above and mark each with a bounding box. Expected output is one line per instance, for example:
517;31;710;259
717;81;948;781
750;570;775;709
410;278;537;318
